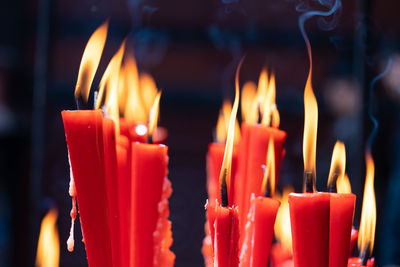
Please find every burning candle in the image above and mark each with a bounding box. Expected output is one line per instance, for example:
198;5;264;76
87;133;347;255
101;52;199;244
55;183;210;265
271;187;294;267
239;137;280;267
348;150;376;267
235;70;287;246
288;73;330;267
62;21;114;267
130;92;175;267
327;141;356;267
208;61;242;267
36;208;59;267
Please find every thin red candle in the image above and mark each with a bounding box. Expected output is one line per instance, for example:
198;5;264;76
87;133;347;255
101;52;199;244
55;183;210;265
62;110;113;267
103;118;122;267
240;194;280;267
349;229;359;257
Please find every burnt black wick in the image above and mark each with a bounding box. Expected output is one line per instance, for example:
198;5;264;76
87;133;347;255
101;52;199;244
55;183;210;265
304;171;316;193
220;168;228;207
328;173;339;193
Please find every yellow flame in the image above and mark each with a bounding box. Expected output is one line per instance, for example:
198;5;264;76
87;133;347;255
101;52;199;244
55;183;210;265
148;91;161;137
303;74;318;181
95;41;125;135
337;174;352;194
124;53;147;123
140;72;158;115
117;62;128;114
219;60;241;196
257;68;269;116
327;141;346;188
74;21;108;103
261;137;276;197
36;208;59;267
274;187;293;252
261;73;280;128
358;150;376;256
216;100;241;144
241;81;257;123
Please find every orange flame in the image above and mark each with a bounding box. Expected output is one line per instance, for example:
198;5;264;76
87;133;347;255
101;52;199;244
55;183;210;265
337;174;352;194
124;53;147;123
219;60;241;197
274;187;293;252
117;62;128;114
148;91;161;137
358;150;376;256
74;21;108;103
303;73;318;191
35;208;59;267
327;141;346;189
261;72;280;128
241;81;257;123
261;137;276;197
216;100;241;144
140;72;158;115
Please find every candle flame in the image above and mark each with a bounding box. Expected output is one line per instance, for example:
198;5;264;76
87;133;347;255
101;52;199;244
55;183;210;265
35;208;59;267
261;72;280;128
241;81;257;124
95;41;125;134
74;21;108;103
124;53;147;123
261;137;276;197
358;150;376;256
337;174;352;194
219;60;241;198
327;141;346;189
216;100;241;144
148;91;161;137
303;73;318;190
274;187;293;252
117;62;128;114
140;72;158;115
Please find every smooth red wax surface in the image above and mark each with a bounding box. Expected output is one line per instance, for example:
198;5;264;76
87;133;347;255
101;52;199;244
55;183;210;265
116;135;130;267
130;143;168;267
62;110;113;267
240;195;280;267
288;192;330;267
206;143;238;205
271;243;293;267
329;193;356;267
347;257;375;267
102;118;122;267
349;229;359;257
213;205;239;267
236;123;286;244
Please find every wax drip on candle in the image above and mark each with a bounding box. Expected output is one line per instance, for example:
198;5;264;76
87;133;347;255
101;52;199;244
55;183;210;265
67;152;77;252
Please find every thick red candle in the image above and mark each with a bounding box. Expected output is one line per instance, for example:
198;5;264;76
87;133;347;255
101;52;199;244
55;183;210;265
207;143;238;205
347;257;375;267
236;122;286;240
102;118;122;267
288;192;330;267
116;135;131;267
62;110;113;267
329;193;356;267
349;229;359;257
271;243;293;267
240;194;280;267
130;142;174;267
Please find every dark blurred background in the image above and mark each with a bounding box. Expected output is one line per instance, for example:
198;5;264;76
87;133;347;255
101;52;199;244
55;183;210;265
1;0;400;266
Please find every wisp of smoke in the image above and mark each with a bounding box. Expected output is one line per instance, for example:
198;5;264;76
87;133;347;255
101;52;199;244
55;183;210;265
366;58;393;150
297;0;342;79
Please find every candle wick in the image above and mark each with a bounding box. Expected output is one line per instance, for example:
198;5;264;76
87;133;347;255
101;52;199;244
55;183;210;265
327;173;339;193
303;171;316;193
146;134;153;144
360;241;371;266
220;168;228;207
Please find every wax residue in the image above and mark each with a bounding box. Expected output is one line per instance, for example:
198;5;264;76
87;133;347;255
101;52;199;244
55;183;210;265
153;176;175;267
67;152;77;252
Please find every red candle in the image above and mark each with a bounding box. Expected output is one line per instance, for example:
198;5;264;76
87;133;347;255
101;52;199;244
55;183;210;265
102;118;122;267
289;192;330;267
271;243;293;267
62;110;113;267
349;229;359;257
240;194;280;267
347;257;375;267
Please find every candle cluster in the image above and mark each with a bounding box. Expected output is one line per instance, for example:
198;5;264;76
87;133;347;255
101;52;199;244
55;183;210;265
61;21;174;267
